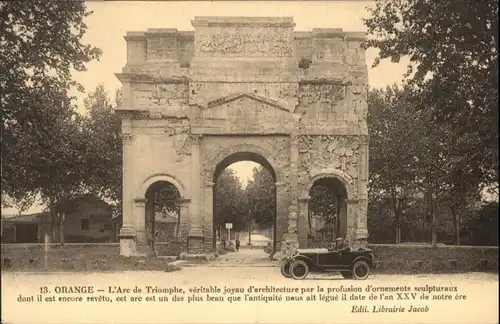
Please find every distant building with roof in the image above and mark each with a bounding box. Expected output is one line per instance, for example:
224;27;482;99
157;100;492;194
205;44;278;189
1;194;118;243
153;209;179;242
1;212;52;243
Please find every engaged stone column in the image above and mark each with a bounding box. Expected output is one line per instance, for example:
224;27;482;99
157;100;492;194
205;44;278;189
297;196;310;248
134;199;147;242
203;182;214;252
133;198;149;256
119;121;136;257
288;133;299;243
188;134;204;253
356;136;369;247
356;199;368;246
345;199;358;246
178;198;191;251
275;182;289;256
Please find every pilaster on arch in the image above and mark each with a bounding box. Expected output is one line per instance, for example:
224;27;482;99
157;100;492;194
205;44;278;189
300;169;356;199
136;173;188;200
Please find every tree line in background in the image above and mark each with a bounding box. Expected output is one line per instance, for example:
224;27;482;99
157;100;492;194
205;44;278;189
368;86;498;246
364;0;498;247
213;166;276;238
1;1;498;246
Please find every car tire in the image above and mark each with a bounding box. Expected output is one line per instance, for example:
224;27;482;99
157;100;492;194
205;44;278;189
290;260;309;280
352;260;370;280
340;271;353;279
280;261;292;278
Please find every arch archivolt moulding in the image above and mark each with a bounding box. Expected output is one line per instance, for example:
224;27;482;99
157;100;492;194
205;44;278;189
202;140;288;184
299;168;356;200
136;173;188;200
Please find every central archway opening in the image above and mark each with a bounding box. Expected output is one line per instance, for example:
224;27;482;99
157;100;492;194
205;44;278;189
212;152;277;255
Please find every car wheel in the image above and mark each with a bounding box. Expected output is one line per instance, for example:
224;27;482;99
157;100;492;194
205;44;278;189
352;260;370;280
290;260;309;280
280;261;292;278
340;271;353;279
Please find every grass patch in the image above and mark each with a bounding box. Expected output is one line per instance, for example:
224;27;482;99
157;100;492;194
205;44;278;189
369;244;499;274
1;244;188;272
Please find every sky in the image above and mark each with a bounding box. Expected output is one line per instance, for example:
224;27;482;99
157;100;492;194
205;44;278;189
3;1;411;215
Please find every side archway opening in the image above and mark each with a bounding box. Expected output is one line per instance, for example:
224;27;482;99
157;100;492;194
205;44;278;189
308;177;348;248
144;181;182;255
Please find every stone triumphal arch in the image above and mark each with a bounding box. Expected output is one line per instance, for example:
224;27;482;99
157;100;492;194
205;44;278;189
115;17;369;257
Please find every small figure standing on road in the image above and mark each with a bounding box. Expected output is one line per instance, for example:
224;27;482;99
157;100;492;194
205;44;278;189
235;238;240;252
221;237;226;249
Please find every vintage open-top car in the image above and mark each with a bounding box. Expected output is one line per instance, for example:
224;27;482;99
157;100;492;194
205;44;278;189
280;247;376;280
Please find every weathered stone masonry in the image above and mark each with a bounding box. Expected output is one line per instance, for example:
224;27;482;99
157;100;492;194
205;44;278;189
115;17;369;257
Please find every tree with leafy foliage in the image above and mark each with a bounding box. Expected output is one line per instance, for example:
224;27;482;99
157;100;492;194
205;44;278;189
368;85;484;246
462;202;499;246
82;84;122;203
364;0;499;192
245;166;275;234
1;2;101;242
308;178;347;242
368;85;423;243
214;169;247;236
36;113;91;245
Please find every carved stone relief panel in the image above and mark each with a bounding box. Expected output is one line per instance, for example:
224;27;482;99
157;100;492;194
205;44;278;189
196;27;294;57
349;85;368;122
163;122;192;161
298;135;362;186
298;83;345;105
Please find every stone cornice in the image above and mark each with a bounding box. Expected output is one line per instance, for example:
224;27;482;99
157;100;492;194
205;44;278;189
312;28;345;38
115;73;189;84
294;30;366;41
145;28;179;35
114;108;150;120
191;16;295;28
124;32;146;42
344;32;366;41
298;77;351;85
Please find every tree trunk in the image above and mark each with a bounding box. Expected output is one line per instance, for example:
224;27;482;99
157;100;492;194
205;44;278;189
58;212;65;246
51;208;57;243
431;197;437;249
390;193;401;244
248;218;251;245
450;203;460;246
